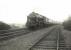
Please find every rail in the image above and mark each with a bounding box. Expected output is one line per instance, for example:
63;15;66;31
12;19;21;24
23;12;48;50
0;28;27;34
29;26;58;50
29;26;65;50
0;29;30;41
56;29;59;50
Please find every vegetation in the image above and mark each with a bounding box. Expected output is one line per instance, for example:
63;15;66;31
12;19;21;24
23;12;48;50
0;21;11;30
63;17;71;30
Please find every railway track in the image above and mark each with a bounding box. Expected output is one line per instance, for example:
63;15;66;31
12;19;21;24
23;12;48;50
29;26;66;50
0;26;57;41
0;28;30;41
0;26;56;41
0;28;28;34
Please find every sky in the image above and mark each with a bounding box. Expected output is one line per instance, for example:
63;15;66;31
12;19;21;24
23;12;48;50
0;0;71;24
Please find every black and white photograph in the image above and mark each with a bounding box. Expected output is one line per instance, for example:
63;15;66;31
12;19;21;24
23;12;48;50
0;0;71;50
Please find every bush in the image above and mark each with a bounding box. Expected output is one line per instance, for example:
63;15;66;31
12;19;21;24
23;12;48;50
0;21;11;30
63;17;71;30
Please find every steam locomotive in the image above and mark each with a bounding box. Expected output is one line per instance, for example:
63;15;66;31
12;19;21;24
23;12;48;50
26;12;49;29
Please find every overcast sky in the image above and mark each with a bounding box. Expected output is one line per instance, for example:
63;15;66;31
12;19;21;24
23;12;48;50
0;0;71;24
